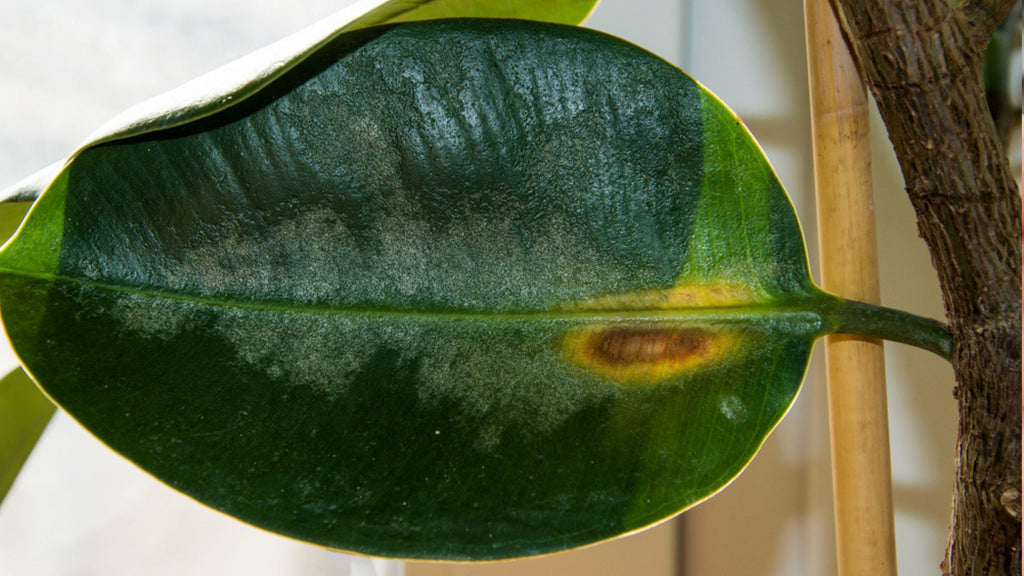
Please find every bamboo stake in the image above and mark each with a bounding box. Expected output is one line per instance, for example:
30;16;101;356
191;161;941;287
802;1;898;575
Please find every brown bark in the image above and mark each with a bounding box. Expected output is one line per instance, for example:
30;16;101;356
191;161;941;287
826;0;1022;574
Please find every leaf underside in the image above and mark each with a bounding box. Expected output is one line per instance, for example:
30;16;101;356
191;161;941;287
0;20;831;559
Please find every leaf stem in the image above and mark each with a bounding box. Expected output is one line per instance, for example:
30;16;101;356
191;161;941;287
830;298;953;360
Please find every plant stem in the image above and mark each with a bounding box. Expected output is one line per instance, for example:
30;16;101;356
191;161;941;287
832;298;953;361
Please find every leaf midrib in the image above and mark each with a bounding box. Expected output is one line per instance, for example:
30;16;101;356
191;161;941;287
0;266;829;327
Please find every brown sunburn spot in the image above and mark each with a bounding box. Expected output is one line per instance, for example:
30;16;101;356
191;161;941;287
562;324;736;385
558;282;755;384
591;327;711;365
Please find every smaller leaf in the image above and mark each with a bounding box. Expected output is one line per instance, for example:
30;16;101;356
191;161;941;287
0;368;55;504
348;0;599;29
0;162;56;244
0;174;54;505
0;204;31;248
76;0;600;157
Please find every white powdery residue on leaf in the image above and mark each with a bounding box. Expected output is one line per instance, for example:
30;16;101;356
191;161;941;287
108;292;198;340
413;323;620;451
175;206;363;306
214;309;376;399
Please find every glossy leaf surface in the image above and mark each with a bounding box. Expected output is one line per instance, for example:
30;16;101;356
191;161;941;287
0;20;935;559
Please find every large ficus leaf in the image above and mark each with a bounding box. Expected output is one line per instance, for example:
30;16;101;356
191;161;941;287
0;20;948;560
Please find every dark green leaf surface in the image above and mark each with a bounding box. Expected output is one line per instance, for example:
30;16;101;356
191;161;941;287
0;20;947;559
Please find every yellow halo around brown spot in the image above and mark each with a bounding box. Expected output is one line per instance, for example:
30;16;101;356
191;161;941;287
561;324;736;385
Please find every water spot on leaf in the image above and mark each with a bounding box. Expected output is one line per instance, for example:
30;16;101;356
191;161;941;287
718;395;748;423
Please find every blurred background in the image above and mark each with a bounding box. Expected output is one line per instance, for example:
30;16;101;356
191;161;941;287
0;0;1018;574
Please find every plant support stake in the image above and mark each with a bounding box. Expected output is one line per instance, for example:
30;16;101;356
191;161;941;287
803;0;899;574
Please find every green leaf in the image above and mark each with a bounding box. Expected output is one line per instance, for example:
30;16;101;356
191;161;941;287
0;368;55;505
0;19;948;559
0;202;32;248
348;0;599;29
0;162;56;242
